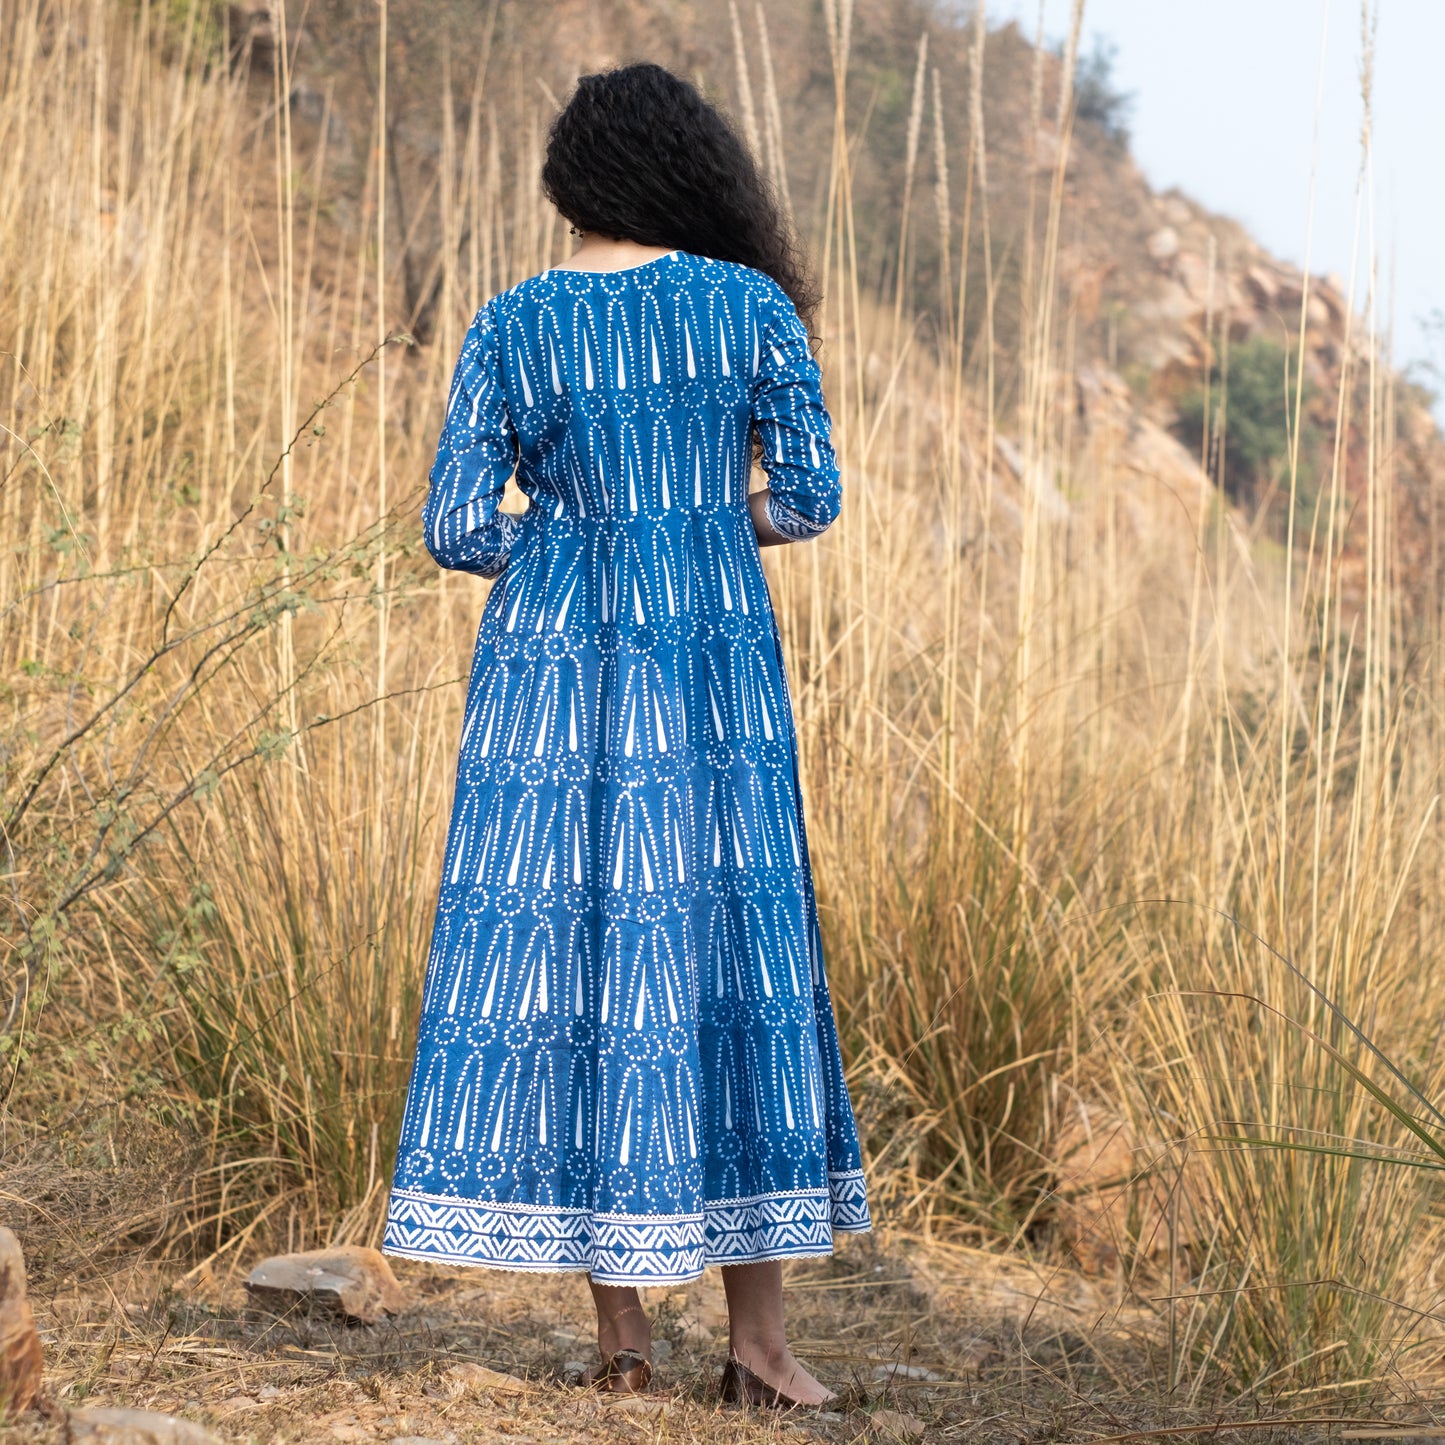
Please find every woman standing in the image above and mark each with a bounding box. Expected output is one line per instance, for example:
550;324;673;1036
384;62;870;1409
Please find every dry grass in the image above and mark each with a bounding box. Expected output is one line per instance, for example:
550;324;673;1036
7;1232;1438;1444
4;0;1444;1420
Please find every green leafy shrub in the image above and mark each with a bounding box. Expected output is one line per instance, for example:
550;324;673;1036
1176;335;1319;519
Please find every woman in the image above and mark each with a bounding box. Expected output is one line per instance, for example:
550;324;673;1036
383;62;870;1409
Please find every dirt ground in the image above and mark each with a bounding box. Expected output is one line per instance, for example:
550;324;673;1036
1;1228;1432;1444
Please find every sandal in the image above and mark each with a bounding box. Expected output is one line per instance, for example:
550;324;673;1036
718;1353;835;1410
585;1348;654;1395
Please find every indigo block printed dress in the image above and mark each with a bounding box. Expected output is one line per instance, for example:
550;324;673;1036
383;249;871;1284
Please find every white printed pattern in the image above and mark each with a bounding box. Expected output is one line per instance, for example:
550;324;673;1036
386;251;868;1283
386;1170;870;1283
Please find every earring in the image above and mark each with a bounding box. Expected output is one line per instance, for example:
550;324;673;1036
569;224;584;237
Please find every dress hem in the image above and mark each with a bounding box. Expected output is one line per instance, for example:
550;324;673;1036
381;1171;871;1284
379;1224;873;1285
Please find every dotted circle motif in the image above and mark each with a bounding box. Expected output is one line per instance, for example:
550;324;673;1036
389;249;870;1275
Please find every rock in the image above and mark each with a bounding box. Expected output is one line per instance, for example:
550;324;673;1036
606;1396;667;1414
0;1228;42;1415
650;1338;674;1364
1146;226;1180;263
66;1408;221;1444
958;1340;1001;1373
1160;195;1194;226
871;1409;928;1439
1174;249;1225;311
443;1360;534;1396
561;1358;591;1385
1050;1100;1145;1272
678;1316;715;1347
244;1246;407;1324
1049;1096;1209;1273
1245;264;1281;305
872;1361;939;1382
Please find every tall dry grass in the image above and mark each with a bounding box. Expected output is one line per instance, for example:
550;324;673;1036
3;0;1442;1395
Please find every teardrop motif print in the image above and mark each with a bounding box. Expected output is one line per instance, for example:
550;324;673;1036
390;251;864;1285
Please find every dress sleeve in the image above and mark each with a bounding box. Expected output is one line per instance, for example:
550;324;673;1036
421;299;523;578
751;283;842;540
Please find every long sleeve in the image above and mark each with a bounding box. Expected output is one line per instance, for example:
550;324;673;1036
751;283;842;540
422;299;522;577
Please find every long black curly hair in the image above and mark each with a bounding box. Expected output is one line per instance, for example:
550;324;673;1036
540;62;820;334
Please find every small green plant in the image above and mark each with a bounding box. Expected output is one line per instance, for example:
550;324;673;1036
1070;34;1134;147
1175;335;1319;518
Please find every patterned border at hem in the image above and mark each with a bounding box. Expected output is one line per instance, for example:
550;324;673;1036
380;1236;859;1285
382;1175;872;1284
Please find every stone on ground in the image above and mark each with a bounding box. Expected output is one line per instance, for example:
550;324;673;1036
872;1361;940;1382
870;1409;928;1440
0;1226;42;1414
66;1407;221;1444
243;1246;407;1324
606;1395;667;1414
1048;1095;1213;1274
443;1360;534;1395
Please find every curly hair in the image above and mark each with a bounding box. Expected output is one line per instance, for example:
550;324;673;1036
540;62;820;334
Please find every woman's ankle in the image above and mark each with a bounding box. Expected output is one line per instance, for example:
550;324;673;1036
599;1301;652;1359
728;1332;790;1369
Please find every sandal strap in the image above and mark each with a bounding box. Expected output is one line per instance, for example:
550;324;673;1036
587;1348;654;1393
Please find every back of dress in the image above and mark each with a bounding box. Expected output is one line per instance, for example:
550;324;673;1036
422;249;841;579
385;247;870;1285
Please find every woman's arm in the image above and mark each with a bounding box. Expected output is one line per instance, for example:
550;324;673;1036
422;299;521;578
749;281;842;543
749;486;794;547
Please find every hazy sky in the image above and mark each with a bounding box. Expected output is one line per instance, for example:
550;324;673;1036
985;0;1445;417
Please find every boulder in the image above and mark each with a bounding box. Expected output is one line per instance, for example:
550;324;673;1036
66;1408;220;1444
1146;226;1180;263
243;1246;407;1324
1049;1097;1208;1273
0;1227;41;1415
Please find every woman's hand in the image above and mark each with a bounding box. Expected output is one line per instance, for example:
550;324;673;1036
749;487;794;547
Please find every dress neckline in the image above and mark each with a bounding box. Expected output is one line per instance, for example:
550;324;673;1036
545;249;679;277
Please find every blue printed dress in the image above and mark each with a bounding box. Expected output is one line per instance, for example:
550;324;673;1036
383;248;871;1284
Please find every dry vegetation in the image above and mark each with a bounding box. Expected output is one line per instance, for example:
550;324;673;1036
5;0;1445;1438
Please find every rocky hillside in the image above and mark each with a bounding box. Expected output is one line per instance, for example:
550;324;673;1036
226;0;1443;624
